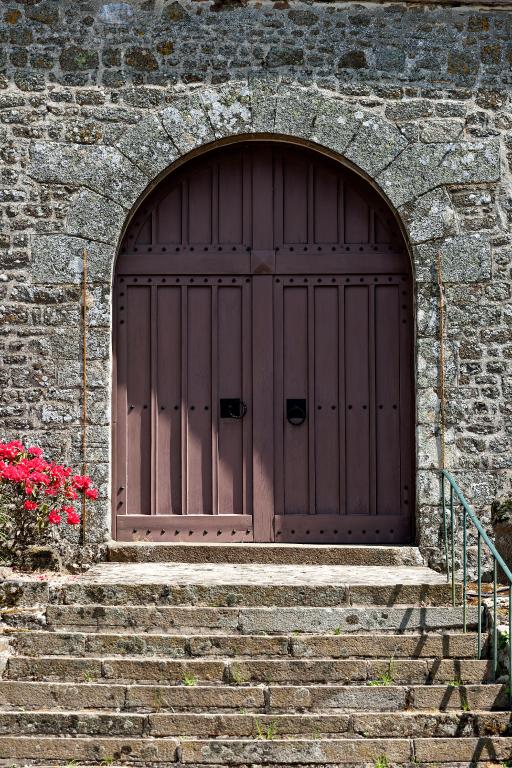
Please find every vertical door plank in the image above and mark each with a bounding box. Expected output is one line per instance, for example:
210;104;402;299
211;163;219;246
186;286;213;515
242;151;252;250
218;151;244;245
211;285;219;515
345;285;370;515
126;285;152;516
314;284;340;514
399;277;414;529
188;167;212;244
252;276;274;541
283;285;309;514
344;185;370;244
273;279;285;518
114;281;128;533
180;286;188;516
307;284;316;515
217;284;244;515
156;184;182;245
242;278;253;519
282;154;308;244
369;284;376;517
150;285;158;515
252;147;274;251
375;284;401;516
273;152;284;249
337;284;346;516
314;166;339;244
156;286;182;515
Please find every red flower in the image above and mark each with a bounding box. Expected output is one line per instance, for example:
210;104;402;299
71;474;91;491
24;500;38;511
85;487;98;499
28;446;43;457
48;510;61;525
0;440;24;459
29;471;49;486
66;510;81;526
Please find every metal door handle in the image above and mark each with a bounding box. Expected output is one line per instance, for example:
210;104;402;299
220;398;247;419
287;399;307;426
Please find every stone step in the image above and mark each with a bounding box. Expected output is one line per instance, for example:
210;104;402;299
0;681;506;712
46;604;480;634
0;607;46;630
4;655;493;685
1;735;512;764
180;737;512;764
59;581;457;608
3;629;481;659
269;683;509;712
58;563;456;607
0;735;178;763
107;542;424;566
0;709;511;738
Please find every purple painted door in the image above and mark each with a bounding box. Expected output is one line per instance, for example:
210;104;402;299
114;142;414;544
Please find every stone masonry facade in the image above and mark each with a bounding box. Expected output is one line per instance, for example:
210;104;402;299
0;0;510;567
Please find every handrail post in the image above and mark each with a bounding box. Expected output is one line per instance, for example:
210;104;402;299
442;472;449;584
477;533;482;659
462;506;467;633
450;483;455;607
509;588;511;711
493;560;498;680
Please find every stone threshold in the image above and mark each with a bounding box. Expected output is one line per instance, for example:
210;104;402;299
107;542;425;566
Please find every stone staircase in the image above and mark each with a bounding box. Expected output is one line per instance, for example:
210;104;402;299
0;545;511;766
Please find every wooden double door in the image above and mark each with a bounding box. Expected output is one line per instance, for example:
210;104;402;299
114;142;414;544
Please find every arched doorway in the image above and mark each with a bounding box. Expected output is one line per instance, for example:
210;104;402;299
113;140;414;544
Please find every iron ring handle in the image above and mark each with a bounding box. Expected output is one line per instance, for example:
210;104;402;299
287;405;306;426
228;401;247;419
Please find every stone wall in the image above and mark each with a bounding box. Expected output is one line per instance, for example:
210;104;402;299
0;0;510;568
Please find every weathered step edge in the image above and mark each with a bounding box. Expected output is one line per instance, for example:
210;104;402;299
0;682;507;713
0;709;511;738
1;735;512;764
3;629;483;659
107;542;425;567
58;581;460;607
4;655;494;685
44;605;482;634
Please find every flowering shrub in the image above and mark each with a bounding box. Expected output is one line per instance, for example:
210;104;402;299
0;439;97;567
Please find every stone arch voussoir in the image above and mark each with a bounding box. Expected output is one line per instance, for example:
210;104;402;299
29;81;500;286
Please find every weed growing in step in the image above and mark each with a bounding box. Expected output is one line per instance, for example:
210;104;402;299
368;658;394;686
100;758;115;766
230;667;248;685
152;688;164;710
82;671;95;682
448;679;463;687
66;763;77;768
333;627;342;636
374;755;389;768
182;673;197;686
255;719;278;740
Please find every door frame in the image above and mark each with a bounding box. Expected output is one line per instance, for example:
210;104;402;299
111;137;417;545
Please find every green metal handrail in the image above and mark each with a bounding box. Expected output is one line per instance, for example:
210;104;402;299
441;469;512;709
